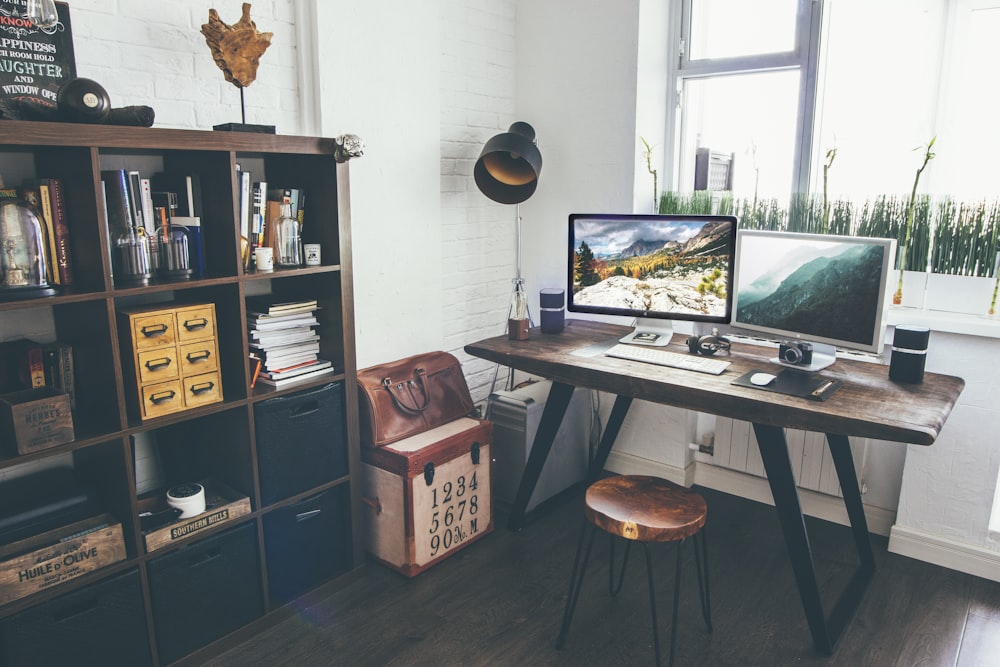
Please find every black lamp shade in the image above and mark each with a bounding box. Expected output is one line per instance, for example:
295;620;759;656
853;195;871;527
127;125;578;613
474;122;542;204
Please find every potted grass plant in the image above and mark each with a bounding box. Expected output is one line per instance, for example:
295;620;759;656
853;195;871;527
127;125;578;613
892;137;936;305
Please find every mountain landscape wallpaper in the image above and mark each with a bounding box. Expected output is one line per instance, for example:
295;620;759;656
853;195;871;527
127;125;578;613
571;217;733;318
733;237;889;346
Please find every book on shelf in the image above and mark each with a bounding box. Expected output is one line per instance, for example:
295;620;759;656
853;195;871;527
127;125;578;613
262;351;318;372
248;315;318;332
151;171;203;219
246;297;318;315
127;171;146;233
41;342;75;410
254;341;321;360
257;363;335;389
44;178;74;286
250;330;320;347
252;180;267;256
259;359;333;381
100;169;135;238
0;339;46;392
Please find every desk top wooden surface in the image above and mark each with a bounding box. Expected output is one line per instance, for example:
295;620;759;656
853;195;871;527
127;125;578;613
465;319;964;446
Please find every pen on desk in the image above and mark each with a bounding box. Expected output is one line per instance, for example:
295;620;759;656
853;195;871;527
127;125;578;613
811;380;835;397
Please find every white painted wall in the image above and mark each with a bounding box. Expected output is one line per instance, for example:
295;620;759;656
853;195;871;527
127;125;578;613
25;0;1000;581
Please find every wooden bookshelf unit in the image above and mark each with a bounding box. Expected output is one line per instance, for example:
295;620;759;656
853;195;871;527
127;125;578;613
0;121;361;666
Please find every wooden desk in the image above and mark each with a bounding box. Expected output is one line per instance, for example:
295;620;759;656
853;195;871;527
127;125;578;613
465;319;964;654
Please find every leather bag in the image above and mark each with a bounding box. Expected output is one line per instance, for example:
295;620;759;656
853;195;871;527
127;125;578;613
357;351;475;447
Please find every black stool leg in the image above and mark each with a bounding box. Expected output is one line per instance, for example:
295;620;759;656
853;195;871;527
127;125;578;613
609;536;632;596
640;542;663;667
557;519;598;649
692;527;712;632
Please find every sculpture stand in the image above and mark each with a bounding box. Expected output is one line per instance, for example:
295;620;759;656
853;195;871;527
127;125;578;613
214;86;275;134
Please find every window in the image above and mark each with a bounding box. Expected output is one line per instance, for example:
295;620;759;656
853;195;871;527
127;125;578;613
662;0;1000;280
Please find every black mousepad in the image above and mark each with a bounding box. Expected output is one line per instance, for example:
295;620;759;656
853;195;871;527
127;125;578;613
732;369;843;401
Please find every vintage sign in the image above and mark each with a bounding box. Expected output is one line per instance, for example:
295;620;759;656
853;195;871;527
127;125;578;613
0;1;75;109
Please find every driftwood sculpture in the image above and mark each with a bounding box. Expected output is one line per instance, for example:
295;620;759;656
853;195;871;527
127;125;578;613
201;3;272;89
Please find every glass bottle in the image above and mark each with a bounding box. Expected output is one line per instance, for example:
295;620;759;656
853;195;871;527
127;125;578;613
273;202;302;267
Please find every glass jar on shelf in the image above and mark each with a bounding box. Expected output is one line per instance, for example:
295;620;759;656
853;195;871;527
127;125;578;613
273;202;302;267
156;225;192;280
115;226;152;286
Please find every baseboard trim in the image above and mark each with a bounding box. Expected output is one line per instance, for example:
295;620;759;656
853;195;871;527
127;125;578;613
605;452;897;537
888;525;1000;583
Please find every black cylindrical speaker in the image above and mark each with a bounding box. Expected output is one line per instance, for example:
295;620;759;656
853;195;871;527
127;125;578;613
889;325;930;383
539;288;565;334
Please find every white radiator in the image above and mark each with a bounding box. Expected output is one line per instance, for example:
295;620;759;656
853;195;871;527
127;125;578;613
702;417;868;498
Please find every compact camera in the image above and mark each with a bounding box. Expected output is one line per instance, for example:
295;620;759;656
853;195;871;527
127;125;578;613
779;341;813;366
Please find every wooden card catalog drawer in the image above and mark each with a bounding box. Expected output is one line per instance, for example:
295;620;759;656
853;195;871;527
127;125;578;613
119;304;224;420
175;305;216;342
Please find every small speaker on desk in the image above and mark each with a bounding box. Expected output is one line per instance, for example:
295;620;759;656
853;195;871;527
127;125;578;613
889;325;930;383
540;288;565;334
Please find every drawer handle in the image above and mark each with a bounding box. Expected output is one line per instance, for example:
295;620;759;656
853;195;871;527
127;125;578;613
52;598;99;623
295;509;322;522
290;401;319;418
186;350;211;363
189;549;223;568
183;317;208;331
149;390;177;405
145;357;172;371
190;381;215;395
140;323;168;338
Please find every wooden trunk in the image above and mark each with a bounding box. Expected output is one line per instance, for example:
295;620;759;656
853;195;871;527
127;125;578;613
361;417;493;577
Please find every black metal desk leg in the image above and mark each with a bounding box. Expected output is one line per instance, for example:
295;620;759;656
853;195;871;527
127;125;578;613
587;396;632;481
507;381;575;531
753;424;875;654
753;423;832;653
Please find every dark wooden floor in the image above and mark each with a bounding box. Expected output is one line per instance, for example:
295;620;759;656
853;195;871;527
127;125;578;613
205;486;1000;667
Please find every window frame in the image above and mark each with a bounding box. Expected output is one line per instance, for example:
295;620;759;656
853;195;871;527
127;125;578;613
664;0;824;198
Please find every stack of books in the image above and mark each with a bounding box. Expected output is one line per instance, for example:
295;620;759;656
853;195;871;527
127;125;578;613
247;298;335;389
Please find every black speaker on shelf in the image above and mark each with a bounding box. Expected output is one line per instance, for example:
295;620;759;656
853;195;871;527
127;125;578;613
889;325;930;384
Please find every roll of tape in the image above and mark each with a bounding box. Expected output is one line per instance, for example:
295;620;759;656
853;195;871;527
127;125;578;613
166;482;206;518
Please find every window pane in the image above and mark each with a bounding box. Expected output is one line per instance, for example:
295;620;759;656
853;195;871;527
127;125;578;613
678;71;800;200
689;0;798;60
814;0;944;199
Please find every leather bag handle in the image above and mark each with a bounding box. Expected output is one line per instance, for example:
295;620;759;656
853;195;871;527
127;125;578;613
383;368;431;415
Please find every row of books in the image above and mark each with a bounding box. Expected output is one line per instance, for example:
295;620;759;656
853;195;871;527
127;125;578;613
236;167;306;271
0;339;76;409
247;297;334;389
100;169;205;279
0;178;73;286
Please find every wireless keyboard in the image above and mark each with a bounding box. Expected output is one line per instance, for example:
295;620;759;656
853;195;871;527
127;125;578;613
604;343;730;375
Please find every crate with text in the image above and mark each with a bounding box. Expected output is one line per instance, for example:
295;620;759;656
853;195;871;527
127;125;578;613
361;417;493;577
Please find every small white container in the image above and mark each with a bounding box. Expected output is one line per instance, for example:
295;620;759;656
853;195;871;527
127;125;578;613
254;246;274;271
166;482;206;518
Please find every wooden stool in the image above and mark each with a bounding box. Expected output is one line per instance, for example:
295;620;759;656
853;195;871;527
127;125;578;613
556;475;712;666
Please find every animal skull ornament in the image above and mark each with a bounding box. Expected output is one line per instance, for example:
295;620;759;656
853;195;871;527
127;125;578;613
201;3;273;89
334;134;365;163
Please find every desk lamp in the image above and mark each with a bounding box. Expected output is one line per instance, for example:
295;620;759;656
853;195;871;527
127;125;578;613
474;121;542;327
474;122;542;392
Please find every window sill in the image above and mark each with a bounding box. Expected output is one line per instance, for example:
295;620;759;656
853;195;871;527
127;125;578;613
887;307;1000;340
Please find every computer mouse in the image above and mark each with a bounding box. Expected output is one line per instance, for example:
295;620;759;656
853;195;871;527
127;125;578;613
750;372;777;386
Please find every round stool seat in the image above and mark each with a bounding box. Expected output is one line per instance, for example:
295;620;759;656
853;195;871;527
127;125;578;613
585;475;707;543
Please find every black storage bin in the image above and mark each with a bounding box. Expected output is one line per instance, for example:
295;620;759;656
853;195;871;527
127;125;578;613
0;569;152;667
147;522;263;665
254;382;348;505
263;485;352;605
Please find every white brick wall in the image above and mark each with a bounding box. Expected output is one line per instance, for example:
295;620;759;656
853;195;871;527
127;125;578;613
67;0;302;133
440;0;518;403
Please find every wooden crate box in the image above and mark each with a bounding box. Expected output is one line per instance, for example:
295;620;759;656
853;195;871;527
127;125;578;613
361;417;493;577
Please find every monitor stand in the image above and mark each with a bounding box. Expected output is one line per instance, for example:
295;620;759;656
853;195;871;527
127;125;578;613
619;318;674;347
770;341;836;372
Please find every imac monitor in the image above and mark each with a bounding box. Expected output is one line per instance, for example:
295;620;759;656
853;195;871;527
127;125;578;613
567;213;737;346
731;230;896;370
